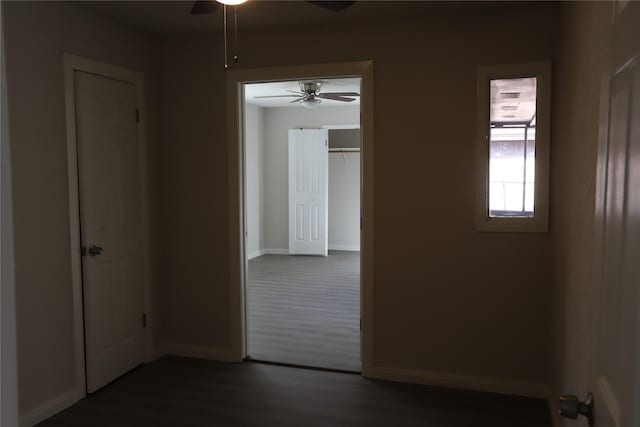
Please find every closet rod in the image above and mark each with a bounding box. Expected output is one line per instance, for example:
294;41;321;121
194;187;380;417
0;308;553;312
328;149;360;153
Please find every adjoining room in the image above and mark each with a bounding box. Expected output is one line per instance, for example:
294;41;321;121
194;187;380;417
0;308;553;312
3;1;639;426
243;78;362;372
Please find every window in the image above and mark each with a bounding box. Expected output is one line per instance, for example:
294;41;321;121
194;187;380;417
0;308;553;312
476;63;550;232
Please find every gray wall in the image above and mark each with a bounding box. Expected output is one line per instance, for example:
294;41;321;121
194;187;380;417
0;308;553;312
157;34;229;351
263;106;359;251
244;104;265;258
3;1;160;416
3;1;590;420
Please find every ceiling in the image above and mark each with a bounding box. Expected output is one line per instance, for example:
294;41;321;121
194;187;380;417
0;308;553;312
490;78;537;125
81;1;515;35
245;78;361;108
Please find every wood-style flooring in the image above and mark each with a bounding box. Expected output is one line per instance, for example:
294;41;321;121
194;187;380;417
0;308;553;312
247;251;360;371
39;356;551;427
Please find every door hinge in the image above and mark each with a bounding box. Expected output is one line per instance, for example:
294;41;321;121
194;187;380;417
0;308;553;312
142;313;147;328
325;139;328;147
360;217;362;230
360;319;362;331
135;108;140;123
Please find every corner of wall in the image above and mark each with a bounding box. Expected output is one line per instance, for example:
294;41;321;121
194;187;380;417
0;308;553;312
156;342;237;363
19;388;83;427
370;364;551;401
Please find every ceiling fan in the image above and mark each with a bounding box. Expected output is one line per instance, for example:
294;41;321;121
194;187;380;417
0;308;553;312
191;0;355;68
190;0;355;14
254;81;360;107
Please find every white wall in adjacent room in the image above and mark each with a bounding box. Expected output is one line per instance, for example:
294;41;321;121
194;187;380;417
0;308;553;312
244;104;265;259
262;105;360;251
329;152;360;251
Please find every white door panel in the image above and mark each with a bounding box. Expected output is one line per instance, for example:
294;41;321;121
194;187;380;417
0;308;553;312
75;71;144;393
592;47;640;427
288;129;328;255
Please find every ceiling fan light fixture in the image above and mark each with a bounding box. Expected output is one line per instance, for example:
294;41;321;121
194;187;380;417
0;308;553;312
190;0;219;14
302;98;322;108
216;0;248;5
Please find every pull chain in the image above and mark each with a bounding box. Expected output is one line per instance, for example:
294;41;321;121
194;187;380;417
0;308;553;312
233;6;239;63
223;5;240;69
223;4;228;69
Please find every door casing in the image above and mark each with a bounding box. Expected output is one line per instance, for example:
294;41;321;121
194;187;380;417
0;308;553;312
225;61;374;376
63;54;154;400
1;20;19;427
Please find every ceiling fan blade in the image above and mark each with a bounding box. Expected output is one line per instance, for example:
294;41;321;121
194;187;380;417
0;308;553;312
190;0;219;15
318;94;356;102
321;92;360;97
290;98;304;103
254;95;301;99
308;1;355;12
287;90;303;94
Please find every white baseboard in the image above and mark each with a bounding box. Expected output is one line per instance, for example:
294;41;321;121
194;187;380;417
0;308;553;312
20;387;82;427
264;248;288;255
158;343;236;362
328;244;360;251
249;248;363;257
370;365;550;400
251;248;361;256
247;249;264;260
247;248;289;259
260;248;288;256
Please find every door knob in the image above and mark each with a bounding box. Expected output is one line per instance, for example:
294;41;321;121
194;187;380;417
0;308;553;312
88;245;104;256
559;393;594;426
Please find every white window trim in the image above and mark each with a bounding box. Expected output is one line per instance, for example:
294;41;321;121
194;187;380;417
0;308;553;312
476;61;551;232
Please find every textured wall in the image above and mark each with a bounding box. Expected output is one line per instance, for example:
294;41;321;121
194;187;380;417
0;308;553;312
244;104;265;258
158;4;559;386
3;1;160;415
3;2;573;417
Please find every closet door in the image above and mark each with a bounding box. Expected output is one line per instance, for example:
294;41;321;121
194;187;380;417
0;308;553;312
288;129;329;256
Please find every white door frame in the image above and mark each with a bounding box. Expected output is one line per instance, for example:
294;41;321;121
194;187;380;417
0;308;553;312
226;61;374;376
1;17;19;426
63;54;154;399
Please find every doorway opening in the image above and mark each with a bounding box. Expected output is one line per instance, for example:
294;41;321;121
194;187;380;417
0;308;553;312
242;78;362;372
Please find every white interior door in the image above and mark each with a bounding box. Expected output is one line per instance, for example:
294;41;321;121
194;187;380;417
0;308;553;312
591;16;640;426
75;71;145;393
288;129;329;255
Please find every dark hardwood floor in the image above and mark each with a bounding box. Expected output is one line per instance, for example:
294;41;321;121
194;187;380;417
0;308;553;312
247;251;360;371
39;356;551;427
